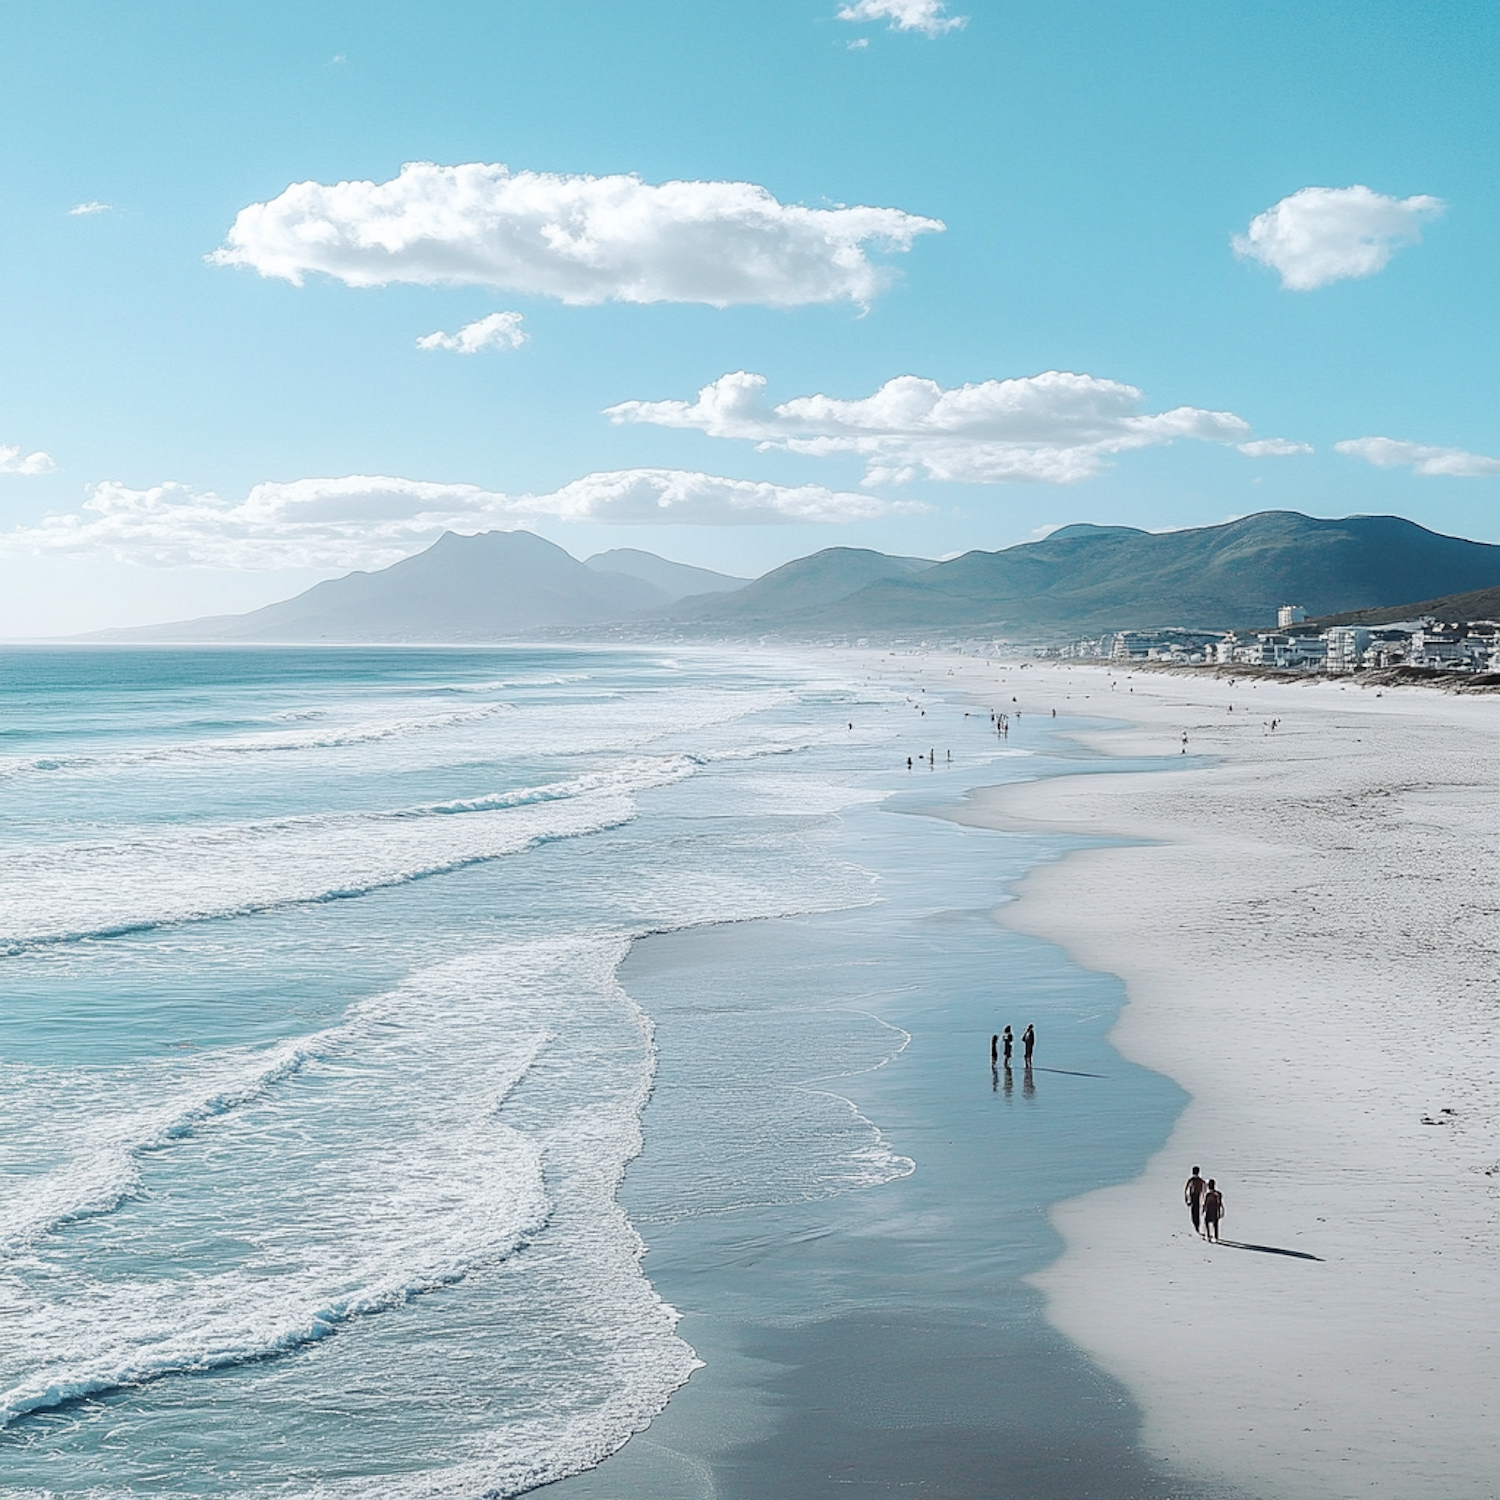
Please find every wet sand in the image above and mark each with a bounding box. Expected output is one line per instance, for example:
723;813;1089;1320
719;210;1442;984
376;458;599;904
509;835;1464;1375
547;747;1226;1500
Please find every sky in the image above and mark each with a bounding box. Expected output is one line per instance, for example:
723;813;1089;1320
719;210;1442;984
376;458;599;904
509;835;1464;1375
2;0;1496;635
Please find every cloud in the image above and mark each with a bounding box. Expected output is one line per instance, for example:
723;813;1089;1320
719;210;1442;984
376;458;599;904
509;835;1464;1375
68;201;111;216
0;470;920;570
209;161;943;308
838;0;966;36
607;370;1257;485
1334;437;1500;478
0;445;57;475
531;469;921;525
1237;438;1313;457
416;311;528;353
1232;185;1444;291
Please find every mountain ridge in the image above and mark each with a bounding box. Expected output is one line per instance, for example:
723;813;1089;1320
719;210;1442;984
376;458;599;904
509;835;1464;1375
66;511;1500;645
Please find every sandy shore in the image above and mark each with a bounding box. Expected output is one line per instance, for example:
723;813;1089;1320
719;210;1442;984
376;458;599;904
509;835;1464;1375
903;656;1500;1500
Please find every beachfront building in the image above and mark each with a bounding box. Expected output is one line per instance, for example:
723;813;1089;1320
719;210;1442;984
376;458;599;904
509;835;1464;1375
1277;604;1307;627
1325;626;1371;674
1037;619;1497;674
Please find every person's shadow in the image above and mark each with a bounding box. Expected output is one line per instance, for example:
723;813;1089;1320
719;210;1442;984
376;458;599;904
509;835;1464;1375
1216;1239;1323;1262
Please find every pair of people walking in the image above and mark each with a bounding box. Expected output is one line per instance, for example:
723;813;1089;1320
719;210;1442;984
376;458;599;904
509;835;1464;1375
990;1025;1034;1068
1183;1166;1225;1242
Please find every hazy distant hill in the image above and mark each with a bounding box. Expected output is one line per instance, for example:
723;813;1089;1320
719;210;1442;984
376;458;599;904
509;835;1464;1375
584;548;746;599
669;513;1500;636
85;531;674;643
666;547;936;626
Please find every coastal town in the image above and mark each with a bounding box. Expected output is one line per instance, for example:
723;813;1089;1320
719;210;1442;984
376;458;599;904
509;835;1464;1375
1035;606;1500;674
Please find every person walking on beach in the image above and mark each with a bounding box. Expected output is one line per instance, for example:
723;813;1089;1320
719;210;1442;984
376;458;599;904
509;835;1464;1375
1002;1026;1013;1066
1184;1166;1206;1236
1202;1179;1225;1243
1022;1024;1035;1065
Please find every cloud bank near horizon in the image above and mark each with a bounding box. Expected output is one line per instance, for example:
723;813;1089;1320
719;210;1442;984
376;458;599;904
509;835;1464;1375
607;370;1296;484
209;162;944;308
0;470;924;570
1335;437;1500;478
1233;186;1444;291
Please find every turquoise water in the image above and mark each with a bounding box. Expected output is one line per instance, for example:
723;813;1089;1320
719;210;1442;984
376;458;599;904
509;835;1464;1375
1;645;1184;1498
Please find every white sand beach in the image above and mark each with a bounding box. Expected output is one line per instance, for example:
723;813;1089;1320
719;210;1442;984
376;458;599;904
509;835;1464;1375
910;656;1499;1500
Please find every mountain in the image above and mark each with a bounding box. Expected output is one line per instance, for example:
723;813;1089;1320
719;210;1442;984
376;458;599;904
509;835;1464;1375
84;531;674;643
667;513;1500;637
666;547;936;626
72;511;1500;646
584;548;747;600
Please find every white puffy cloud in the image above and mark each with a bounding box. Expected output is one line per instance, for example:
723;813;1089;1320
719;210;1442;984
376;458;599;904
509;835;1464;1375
68;201;111;216
1237;438;1313;457
837;0;966;36
0;445;57;475
0;470;918;570
1334;437;1500;478
1232;185;1444;291
607;370;1257;484
209;161;943;308
416;311;528;353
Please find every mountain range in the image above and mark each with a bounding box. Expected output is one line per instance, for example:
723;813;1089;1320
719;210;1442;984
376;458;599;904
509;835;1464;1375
77;511;1500;645
85;534;747;643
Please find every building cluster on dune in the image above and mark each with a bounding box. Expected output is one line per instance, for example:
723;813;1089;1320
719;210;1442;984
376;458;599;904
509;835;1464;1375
1037;610;1500;674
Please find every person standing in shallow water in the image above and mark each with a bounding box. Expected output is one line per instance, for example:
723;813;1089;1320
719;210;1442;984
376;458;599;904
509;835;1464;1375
1022;1024;1035;1065
990;1033;999;1066
1001;1025;1013;1066
1202;1179;1225;1242
1184;1166;1206;1236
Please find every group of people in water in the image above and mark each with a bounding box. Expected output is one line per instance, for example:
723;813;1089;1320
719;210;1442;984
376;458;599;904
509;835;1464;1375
1183;1166;1226;1242
990;1024;1034;1070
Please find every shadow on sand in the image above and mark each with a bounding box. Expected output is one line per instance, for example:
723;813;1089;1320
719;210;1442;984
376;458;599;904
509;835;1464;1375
1217;1239;1323;1262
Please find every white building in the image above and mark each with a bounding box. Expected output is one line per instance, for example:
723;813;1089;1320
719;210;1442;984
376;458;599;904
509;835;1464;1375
1278;604;1308;627
1325;626;1371;674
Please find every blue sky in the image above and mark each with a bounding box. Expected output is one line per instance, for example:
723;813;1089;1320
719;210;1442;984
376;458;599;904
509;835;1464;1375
2;0;1495;633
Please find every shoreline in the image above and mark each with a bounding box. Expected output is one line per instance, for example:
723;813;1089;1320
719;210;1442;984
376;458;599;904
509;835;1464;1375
910;656;1500;1500
546;699;1210;1500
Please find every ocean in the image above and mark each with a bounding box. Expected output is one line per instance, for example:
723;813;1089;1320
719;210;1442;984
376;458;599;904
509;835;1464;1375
1;644;1187;1499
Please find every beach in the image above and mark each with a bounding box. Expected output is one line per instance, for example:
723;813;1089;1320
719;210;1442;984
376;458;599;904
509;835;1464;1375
4;644;1495;1500
921;657;1500;1500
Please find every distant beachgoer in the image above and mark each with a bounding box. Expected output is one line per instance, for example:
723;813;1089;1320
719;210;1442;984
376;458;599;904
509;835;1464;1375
1184;1167;1206;1235
1202;1180;1225;1242
991;1033;999;1065
1002;1025;1013;1064
907;756;912;770
1051;708;1056;717
1022;1024;1035;1064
